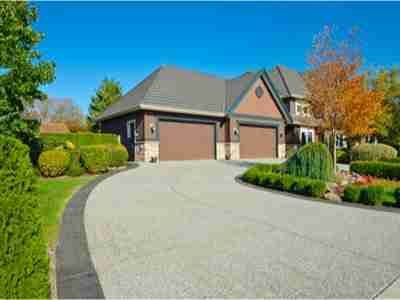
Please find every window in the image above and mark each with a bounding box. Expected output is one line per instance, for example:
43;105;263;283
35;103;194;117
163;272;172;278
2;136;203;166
126;120;135;140
295;102;311;117
300;127;314;144
255;86;264;98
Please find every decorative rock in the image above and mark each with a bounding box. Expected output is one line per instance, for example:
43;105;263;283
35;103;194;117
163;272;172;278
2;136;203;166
324;192;342;203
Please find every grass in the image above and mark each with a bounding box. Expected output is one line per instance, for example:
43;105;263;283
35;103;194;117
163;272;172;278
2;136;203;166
37;175;95;248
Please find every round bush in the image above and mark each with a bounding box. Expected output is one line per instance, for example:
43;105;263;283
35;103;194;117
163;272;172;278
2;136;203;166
80;145;110;174
109;144;129;167
286;143;334;181
0;135;48;298
38;149;70;177
351;143;397;161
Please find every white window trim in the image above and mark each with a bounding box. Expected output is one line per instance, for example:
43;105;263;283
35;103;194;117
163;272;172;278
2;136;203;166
126;120;136;140
300;127;315;144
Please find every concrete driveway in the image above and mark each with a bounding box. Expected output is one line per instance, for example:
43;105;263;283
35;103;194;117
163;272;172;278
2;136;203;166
85;161;400;298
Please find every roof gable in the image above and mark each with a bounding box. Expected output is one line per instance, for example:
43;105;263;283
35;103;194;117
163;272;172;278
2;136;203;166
226;70;292;123
234;77;284;119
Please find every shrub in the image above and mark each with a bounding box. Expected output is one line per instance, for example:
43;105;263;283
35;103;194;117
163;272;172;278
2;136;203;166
80;145;111;173
242;169;326;198
343;185;362;203
291;177;309;195
394;188;400;207
66;150;85;177
109;144;129;167
281;174;296;191
40;132;119;151
351;143;397;161
359;186;385;206
0;136;48;298
350;161;400;180
305;180;327;197
286;143;333;181
385;157;400;164
38;149;70;177
336;149;350;164
242;167;262;185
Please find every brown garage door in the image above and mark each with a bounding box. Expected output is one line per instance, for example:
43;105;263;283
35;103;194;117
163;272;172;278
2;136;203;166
240;125;277;158
159;121;215;161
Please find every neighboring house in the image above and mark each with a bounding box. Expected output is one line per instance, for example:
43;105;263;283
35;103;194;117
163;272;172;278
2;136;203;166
40;122;70;134
96;65;315;162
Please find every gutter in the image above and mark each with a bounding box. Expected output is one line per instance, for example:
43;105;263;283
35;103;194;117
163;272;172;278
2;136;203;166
96;104;225;122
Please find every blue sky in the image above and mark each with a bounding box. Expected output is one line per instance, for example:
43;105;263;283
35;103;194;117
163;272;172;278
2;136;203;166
34;1;400;114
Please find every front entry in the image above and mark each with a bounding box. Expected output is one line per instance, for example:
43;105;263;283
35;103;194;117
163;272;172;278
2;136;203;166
240;124;277;159
159;120;215;161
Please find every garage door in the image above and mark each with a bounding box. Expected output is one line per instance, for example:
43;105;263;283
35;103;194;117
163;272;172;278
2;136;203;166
159;121;215;161
240;125;277;158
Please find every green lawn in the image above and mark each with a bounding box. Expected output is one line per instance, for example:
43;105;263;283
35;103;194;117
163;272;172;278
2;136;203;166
37;175;95;248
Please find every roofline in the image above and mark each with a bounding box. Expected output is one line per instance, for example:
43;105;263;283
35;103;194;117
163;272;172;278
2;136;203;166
226;69;293;124
96;104;225;122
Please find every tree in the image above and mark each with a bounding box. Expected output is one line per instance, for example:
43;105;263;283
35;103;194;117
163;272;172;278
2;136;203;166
370;68;400;149
87;78;122;130
27;97;88;132
304;26;385;169
0;2;55;144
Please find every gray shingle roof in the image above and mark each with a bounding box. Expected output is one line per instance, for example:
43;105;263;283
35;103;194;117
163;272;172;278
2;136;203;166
97;65;302;121
267;65;307;99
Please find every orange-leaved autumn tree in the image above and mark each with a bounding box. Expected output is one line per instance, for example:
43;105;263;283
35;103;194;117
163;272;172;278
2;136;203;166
304;25;385;169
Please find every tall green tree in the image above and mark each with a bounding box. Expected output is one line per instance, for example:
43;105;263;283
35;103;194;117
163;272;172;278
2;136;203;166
371;68;400;149
0;2;55;144
87;78;122;130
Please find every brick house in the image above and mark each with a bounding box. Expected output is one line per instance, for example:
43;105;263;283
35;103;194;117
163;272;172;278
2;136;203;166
96;65;317;162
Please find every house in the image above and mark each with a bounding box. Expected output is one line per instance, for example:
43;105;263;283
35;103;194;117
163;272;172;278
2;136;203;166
267;66;319;151
40;122;70;134
96;65;317;161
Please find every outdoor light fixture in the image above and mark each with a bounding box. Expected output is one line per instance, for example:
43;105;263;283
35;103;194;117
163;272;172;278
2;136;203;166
233;128;239;136
150;123;156;134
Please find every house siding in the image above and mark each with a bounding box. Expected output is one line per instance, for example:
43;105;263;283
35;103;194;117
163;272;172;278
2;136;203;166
235;78;283;119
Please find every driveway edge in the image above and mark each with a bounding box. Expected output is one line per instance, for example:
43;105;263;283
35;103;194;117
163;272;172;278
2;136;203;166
56;163;138;299
235;175;400;215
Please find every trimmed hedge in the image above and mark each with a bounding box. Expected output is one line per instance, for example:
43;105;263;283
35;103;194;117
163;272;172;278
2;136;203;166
40;133;119;151
38;149;71;177
336;149;350;164
395;188;400;207
80;145;111;174
109;144;129;167
343;184;385;206
351;143;397;161
242;168;327;198
350;161;400;180
0;136;48;298
286;143;333;181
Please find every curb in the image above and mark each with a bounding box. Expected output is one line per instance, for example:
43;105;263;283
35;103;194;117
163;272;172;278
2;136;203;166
56;163;138;299
235;175;400;215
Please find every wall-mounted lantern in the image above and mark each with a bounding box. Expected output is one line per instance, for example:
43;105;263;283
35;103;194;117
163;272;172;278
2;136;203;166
150;123;156;134
233;128;239;136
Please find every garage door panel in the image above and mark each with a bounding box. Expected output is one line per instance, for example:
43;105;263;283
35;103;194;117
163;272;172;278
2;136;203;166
240;125;276;158
159;121;215;161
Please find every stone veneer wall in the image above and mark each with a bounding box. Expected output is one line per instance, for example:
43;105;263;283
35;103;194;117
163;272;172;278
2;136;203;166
144;141;160;162
278;143;286;159
229;142;240;160
216;143;226;160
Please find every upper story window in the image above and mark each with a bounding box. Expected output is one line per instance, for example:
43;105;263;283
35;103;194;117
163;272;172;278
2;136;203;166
295;102;311;117
255;86;264;98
